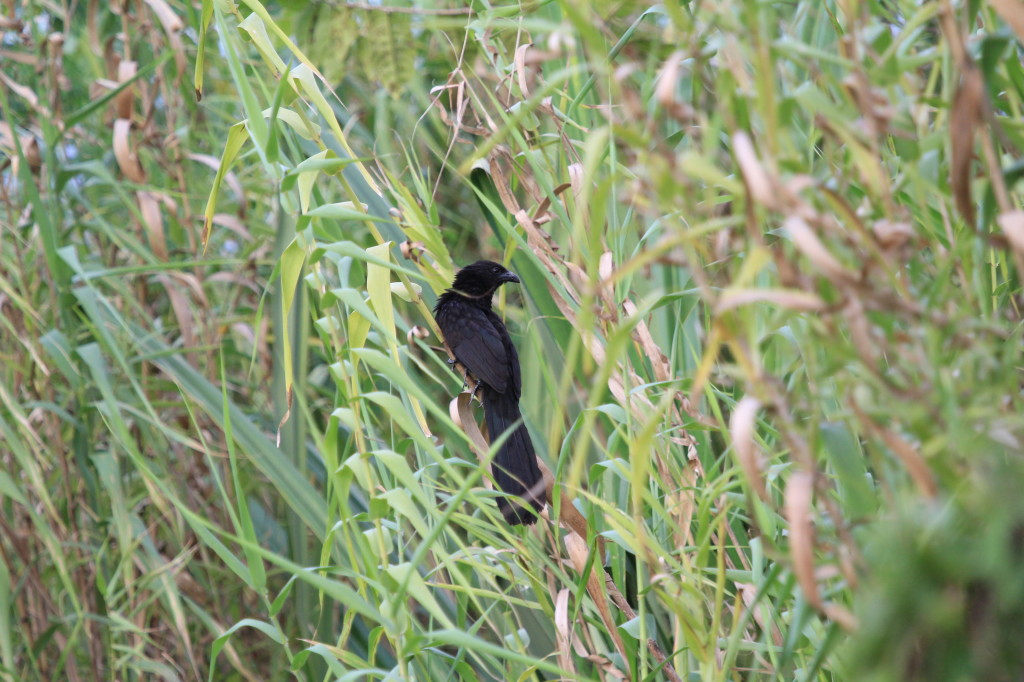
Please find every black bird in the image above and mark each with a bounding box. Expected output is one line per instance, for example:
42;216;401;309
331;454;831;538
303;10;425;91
434;260;546;525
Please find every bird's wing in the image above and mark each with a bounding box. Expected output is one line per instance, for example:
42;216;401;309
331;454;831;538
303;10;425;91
444;305;510;394
500;313;522;397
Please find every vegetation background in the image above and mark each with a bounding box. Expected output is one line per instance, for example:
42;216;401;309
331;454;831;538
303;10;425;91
2;0;1023;679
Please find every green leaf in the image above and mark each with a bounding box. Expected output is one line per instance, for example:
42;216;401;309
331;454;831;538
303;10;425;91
238;12;287;77
306;202;372;221
210;619;284;682
202;122;250;248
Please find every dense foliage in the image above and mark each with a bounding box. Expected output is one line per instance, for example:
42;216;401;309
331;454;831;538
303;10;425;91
2;0;1023;679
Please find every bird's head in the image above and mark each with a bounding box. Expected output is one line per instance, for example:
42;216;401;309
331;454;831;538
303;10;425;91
450;260;521;298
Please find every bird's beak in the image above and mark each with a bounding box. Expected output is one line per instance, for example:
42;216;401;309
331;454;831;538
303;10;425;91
500;271;521;284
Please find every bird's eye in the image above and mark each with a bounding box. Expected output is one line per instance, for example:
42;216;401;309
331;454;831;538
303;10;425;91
492;266;500;273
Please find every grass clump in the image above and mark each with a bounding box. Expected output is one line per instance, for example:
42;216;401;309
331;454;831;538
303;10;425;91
1;0;1022;679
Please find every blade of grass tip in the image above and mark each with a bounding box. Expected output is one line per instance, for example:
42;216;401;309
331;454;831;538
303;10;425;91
275;236;306;443
209;618;287;682
237;13;287;78
289;644;350;677
236;0;327;82
194;0;214;98
294;151;328;213
469;163;508;238
202;122;250;250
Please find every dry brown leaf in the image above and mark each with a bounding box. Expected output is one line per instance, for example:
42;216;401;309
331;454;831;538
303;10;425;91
0;123;41;174
538;94;556;118
275;390;293;448
152;190;180;216
0;50;38;66
990;0;1024;45
0;73;39;108
784;216;854;283
586;655;627;679
513;42;533;99
211;213;251;241
733;131;776;209
872;219;914;250
554;589;576;676
89;77;119;103
877;423;937;499
850;402;937;498
486;149;524;215
655;51;684;108
844;296;880;373
655;51;693;122
115;60;137;120
170;271;208;308
950;64;983;226
998;210;1024;255
823;603;858;631
137;191;168;261
552;298;655;427
230;321;256;348
597;251;616;312
142;0;185;80
208;272;260;294
406;325;429;346
730;397;769;502
784;471;820;607
564;260;588;291
622;299;672;382
716;288;826;313
538;459;595;550
113;118;146;183
565;533;629;663
535;182;564;214
568;162;584;207
598;251;614;283
513;209;578;295
665;481;697;548
736;582;783;645
400;240;425;262
487;149;578;293
23;138;41;172
143;0;184;32
154;274;197;352
0;122;12;149
449;393;491;470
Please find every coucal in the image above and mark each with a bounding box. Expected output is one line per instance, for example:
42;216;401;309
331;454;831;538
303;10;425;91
434;260;546;525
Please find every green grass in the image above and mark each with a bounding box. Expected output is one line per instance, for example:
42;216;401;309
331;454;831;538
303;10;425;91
1;0;1023;679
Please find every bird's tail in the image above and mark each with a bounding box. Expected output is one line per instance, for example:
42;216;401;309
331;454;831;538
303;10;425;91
483;393;546;525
